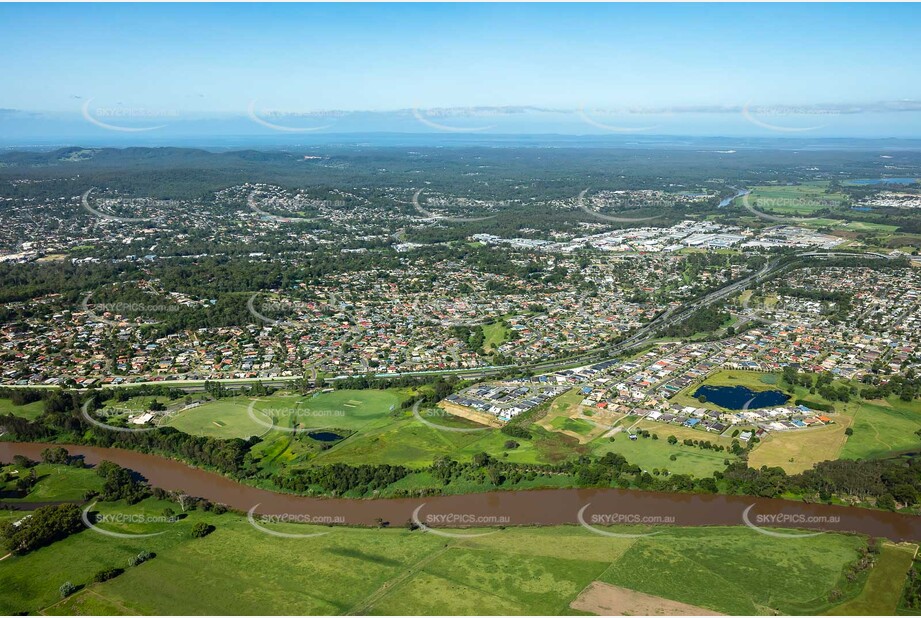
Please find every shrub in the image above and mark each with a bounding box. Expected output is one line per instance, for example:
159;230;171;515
93;567;123;583
128;550;155;567
501;425;531;440
59;582;76;599
190;522;214;538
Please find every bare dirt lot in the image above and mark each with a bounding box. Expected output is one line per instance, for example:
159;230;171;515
436;401;503;427
570;581;724;616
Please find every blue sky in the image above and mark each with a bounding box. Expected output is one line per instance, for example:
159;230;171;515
1;3;921;139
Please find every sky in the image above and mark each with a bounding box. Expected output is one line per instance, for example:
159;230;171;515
2;3;921;141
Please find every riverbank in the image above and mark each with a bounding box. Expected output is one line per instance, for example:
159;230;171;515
2;502;890;616
2;441;920;541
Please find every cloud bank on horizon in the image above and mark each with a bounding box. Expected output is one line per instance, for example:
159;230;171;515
1;3;920;141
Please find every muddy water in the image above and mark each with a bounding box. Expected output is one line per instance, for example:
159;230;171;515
3;442;920;541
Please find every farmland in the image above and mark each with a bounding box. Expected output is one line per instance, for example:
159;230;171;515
748;182;847;216
0;492;905;616
828;543;918;615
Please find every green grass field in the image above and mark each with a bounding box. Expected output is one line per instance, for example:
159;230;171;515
299;390;402;428
841;398;921;460
0;493;895;616
599;526;873;615
550;416;594;435
162;399;268;439
749;182;847;215
0;463;105;502
309;414;486;467
0;464;908;615
481;320;509;352
590;431;734;477
0;397;45;420
808;218;899;232
829;543;917;615
649;370;921;473
154;386;596;472
163;390;404;440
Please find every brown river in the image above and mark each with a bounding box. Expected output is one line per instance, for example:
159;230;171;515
3;442;920;541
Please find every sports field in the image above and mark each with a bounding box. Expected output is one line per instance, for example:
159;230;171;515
153;386;598;469
162;390;404;440
162;399;268;439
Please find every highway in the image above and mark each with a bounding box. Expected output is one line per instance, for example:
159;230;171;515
5;251;895;392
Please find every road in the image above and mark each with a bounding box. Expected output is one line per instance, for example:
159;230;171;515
4;251;894;392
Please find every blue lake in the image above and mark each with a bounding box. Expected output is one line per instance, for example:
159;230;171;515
692;385;789;410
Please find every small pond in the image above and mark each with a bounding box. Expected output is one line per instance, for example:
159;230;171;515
692;385;789;410
307;431;345;442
